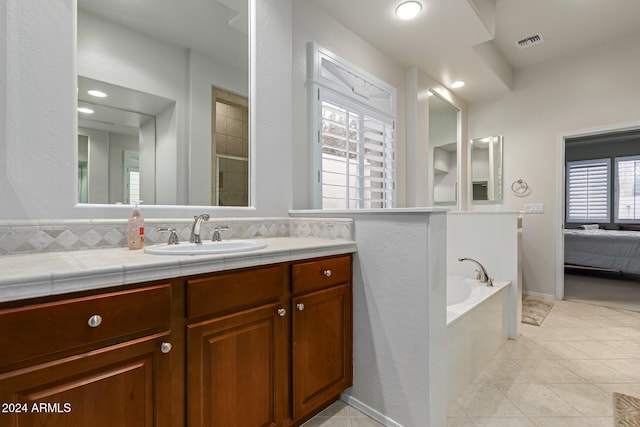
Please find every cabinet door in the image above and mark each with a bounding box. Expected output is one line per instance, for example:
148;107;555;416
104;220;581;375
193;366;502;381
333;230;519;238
292;284;352;421
0;333;171;427
187;302;287;427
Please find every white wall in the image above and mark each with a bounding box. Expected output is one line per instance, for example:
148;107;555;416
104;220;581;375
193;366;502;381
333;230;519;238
447;212;520;338
291;209;448;427
291;1;407;209
0;0;292;219
468;34;640;297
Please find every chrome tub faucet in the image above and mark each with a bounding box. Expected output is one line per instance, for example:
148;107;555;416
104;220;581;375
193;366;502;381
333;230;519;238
458;257;493;287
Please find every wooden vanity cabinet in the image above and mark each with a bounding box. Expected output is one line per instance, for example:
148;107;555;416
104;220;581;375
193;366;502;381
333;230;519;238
186;255;353;427
291;256;353;423
0;252;352;427
0;284;173;427
186;265;289;427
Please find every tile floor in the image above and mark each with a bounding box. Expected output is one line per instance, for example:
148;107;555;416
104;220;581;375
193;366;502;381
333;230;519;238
305;299;640;427
449;298;640;426
303;400;384;426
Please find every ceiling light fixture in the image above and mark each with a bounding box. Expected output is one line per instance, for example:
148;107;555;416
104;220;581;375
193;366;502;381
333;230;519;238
78;107;94;114
450;81;466;89
395;1;422;20
88;89;108;98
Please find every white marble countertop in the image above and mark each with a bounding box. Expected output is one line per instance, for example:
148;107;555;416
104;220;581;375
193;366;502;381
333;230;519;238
0;237;356;303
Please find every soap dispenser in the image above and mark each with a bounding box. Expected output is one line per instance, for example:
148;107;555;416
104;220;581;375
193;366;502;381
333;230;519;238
127;201;145;250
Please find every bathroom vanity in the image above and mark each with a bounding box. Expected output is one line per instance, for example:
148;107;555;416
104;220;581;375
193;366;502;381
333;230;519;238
0;239;354;427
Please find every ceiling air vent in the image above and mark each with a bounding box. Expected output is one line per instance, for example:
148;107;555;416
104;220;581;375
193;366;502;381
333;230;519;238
516;32;544;50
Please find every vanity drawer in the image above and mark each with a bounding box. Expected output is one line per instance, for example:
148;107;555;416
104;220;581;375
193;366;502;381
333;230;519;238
187;264;287;319
0;284;171;367
292;255;352;295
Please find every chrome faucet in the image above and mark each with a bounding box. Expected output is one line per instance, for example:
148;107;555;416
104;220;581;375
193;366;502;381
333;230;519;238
458;258;493;287
190;214;210;243
212;226;229;242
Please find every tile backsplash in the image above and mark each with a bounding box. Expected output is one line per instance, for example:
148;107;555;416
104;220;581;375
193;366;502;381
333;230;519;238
0;217;354;256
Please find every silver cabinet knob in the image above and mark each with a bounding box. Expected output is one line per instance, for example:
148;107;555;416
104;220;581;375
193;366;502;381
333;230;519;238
160;342;172;354
87;314;102;328
277;308;287;317
296;303;305;311
323;270;332;277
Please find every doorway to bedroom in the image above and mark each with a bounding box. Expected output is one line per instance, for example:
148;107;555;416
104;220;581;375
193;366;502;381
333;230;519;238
561;128;640;312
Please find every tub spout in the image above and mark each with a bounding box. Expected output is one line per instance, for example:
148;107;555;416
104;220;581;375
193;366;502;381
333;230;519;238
458;258;493;287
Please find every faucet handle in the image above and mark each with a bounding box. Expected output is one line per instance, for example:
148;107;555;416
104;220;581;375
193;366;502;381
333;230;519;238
157;227;179;245
212;226;229;242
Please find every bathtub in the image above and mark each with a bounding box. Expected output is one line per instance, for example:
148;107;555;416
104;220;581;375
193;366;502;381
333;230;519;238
446;275;511;406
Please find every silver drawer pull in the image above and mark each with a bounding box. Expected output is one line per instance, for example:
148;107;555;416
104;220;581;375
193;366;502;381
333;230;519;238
323;270;332;277
87;314;102;328
296;303;305;311
277;308;287;317
161;342;172;354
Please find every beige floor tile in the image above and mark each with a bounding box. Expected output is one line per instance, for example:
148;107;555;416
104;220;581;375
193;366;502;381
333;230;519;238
593;382;640;397
608;326;640;339
447;417;477;427
599;359;640;382
350;417;384;426
528;416;612;426
558;359;635;383
448;402;467;417
472;417;535;426
545;383;613;416
578;326;628;341
475;359;539;384
302;417;351;427
565;340;633;359
533;340;592;359
457;382;526;417
519;359;587;383
495;383;581;417
530;327;594;342
601;339;640;357
494;341;549;360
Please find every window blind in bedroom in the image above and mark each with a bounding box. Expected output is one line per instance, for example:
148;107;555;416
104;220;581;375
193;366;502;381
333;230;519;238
615;155;640;222
566;158;610;223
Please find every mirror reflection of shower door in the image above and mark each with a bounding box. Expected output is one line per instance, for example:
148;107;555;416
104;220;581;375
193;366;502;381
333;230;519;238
124;150;140;204
78;161;88;203
215;155;249;206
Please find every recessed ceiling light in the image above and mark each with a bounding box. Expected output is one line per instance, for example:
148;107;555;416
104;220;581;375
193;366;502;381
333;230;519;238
88;89;108;98
395;1;422;20
78;107;94;114
450;81;466;89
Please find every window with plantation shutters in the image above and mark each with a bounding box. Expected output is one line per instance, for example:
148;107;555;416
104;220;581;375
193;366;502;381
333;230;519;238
566;158;610;223
615;155;640;223
308;43;397;210
320;98;394;209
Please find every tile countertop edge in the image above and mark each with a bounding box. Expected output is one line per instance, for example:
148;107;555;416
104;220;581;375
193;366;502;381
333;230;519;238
0;237;356;304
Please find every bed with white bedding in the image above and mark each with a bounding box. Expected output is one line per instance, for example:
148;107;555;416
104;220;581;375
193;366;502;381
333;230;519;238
564;229;640;275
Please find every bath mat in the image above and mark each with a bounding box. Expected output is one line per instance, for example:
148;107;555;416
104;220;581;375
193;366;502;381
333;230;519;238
614;392;640;426
521;296;554;326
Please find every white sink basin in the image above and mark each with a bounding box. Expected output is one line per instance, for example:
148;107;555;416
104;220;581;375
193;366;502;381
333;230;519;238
144;240;266;255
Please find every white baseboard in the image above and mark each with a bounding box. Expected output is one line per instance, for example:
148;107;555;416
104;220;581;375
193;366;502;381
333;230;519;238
340;394;403;427
523;290;556;300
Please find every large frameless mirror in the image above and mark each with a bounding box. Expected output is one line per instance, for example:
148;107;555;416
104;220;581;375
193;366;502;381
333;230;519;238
77;0;249;206
470;135;503;202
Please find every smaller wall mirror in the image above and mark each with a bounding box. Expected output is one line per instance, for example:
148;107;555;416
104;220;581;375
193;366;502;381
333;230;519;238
429;91;460;207
470;135;503;202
